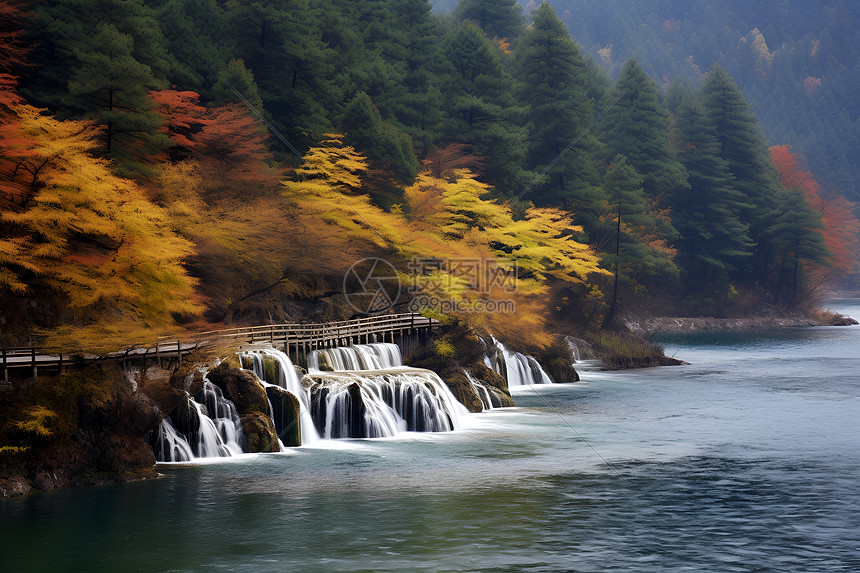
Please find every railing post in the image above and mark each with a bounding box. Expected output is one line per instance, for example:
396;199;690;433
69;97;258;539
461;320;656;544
2;348;7;382
31;347;37;380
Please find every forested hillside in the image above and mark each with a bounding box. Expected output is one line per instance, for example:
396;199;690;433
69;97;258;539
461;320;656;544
502;0;860;215
1;0;857;354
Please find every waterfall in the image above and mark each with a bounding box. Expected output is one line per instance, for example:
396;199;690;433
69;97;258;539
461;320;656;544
240;348;320;444
152;341;470;460
308;342;403;372
151;417;193;462
464;370;494;410
151;380;244;462
307;369;469;439
483;336;554;387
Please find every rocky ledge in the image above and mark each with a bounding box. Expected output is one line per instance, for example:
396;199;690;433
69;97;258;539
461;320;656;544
625;313;857;336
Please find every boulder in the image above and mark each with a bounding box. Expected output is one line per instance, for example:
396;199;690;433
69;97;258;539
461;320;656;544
206;362;270;416
444;370;484;413
467;363;514;407
240;412;280;453
265;386;301;447
545;357;580;383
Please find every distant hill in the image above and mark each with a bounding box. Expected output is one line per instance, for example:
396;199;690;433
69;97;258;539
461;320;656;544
433;0;859;206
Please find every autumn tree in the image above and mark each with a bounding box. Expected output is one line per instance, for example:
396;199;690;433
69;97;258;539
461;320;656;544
0;104;200;350
771;145;860;289
151;88;277;197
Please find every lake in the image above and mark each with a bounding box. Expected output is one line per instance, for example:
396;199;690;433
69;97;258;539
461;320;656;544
2;300;859;572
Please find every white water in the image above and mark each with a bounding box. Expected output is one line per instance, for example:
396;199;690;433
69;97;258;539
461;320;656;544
151;417;193;462
152;380;244;462
464;369;494;410
484;336;554;386
241;348;320;444
308;342;403;372
308;368;470;438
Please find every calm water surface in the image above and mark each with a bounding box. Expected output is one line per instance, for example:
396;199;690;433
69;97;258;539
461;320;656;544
2;301;859;572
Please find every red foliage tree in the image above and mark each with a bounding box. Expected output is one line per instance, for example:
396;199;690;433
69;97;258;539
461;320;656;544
151;89;277;193
771;144;860;280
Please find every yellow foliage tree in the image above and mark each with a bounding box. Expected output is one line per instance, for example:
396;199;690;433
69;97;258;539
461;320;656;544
0;104;202;351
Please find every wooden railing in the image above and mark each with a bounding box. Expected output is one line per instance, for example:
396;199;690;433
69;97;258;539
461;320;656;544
1;313;437;380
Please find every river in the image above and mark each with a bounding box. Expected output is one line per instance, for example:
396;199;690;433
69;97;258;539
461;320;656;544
2;301;859;572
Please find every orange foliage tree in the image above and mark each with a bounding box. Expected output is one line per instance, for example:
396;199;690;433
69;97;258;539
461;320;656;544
0;103;202;351
770;145;860;284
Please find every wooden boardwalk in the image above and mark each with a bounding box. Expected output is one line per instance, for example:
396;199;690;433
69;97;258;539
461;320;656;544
1;313;437;380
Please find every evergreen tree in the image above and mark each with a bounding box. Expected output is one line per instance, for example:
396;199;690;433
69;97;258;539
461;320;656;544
340;92;420;205
669;87;753;298
65;22;168;172
699;64;785;274
514;2;601;227
224;0;339;150
760;187;829;303
600;155;677;322
154;0;228;96
440;20;528;194
452;0;525;42
600;58;687;209
24;0;174;173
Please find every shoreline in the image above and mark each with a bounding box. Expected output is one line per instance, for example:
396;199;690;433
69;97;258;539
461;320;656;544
624;313;858;336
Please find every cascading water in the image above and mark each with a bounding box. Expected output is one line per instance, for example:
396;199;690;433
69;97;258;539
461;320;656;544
464;370;494;410
152;342;472;459
308;369;469;438
483;336;554;387
150;380;245;462
308;343;402;372
306;342;469;438
240;348;320;444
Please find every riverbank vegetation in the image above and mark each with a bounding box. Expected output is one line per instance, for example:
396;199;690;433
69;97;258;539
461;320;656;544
1;0;858;357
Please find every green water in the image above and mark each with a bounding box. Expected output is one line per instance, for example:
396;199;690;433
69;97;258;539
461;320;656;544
2;301;859;572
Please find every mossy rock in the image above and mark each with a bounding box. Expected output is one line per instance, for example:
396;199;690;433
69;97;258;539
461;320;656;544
317;352;334;372
444;370;484;413
206;362;270;416
240;412;280;453
262;355;279;384
265;386;301;447
467;363;514;408
545;357;579;383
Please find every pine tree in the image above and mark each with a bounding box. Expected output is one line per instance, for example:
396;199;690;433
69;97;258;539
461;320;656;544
340;91;420;196
600;58;687;209
65;22;168;172
154;0;229;95
514;2;601;227
700;64;786;276
669;87;753;295
452;0;525;42
600;155;677;322
25;0;174;173
440;20;528;194
224;0;339;150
